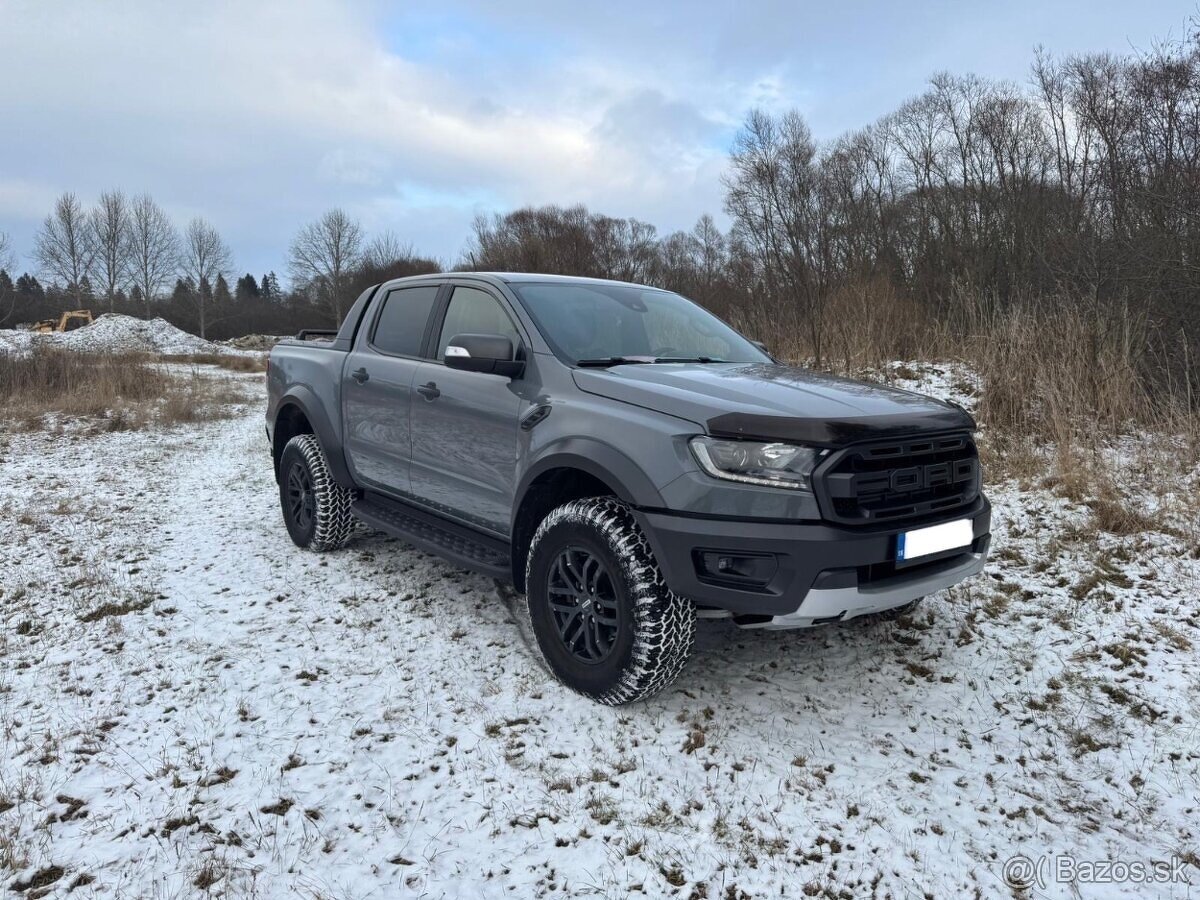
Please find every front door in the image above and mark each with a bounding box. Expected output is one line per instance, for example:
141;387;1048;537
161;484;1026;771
342;283;442;495
409;285;525;534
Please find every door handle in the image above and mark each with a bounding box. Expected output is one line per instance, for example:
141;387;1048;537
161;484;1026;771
416;381;440;400
351;367;369;384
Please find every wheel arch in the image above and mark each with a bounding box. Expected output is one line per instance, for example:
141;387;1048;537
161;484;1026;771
510;447;662;593
271;388;355;489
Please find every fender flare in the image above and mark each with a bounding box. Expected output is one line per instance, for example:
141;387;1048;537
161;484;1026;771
515;439;664;515
272;386;356;489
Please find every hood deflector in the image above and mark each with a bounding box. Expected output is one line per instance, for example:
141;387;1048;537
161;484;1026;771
706;407;976;448
572;362;976;449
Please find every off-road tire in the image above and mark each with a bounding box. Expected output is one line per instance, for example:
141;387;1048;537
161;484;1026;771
279;434;356;552
525;497;696;704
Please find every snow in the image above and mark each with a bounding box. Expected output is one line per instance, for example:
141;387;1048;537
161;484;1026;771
1;367;1198;898
0;314;249;356
0;328;35;354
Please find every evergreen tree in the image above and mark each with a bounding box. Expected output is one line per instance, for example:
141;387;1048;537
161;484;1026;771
213;274;232;307
76;275;95;305
262;271;281;300
16;273;44;300
0;269;14;326
236;273;260;301
171;277;194;304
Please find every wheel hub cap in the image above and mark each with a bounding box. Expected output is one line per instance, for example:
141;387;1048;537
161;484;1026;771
547;546;620;664
286;462;315;531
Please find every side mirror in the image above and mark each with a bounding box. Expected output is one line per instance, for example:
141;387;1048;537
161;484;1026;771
444;333;524;378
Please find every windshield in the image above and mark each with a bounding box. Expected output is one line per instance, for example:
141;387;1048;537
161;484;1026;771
511;283;770;365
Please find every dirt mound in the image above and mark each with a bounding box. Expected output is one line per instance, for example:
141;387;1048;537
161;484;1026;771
0;314;249;356
220;333;286;351
0;329;36;354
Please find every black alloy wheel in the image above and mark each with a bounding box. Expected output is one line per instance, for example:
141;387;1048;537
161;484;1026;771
547;546;622;664
524;497;696;704
277;433;356;551
285;461;316;534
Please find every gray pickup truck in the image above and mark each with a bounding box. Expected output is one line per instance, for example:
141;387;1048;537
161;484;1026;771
267;273;990;703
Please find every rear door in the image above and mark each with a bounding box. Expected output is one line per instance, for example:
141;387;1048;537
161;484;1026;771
409;284;527;534
342;283;443;495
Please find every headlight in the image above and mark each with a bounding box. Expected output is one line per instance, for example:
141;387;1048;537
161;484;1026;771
689;436;825;491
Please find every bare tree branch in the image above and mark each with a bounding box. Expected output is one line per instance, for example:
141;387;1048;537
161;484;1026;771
90;190;131;312
126;194;180;313
288;208;364;325
35;192;97;305
181;218;234;338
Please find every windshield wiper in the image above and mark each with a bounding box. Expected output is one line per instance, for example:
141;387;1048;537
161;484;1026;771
575;355;729;368
574;356;655;368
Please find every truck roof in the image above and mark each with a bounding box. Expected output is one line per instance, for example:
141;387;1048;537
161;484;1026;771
380;272;662;291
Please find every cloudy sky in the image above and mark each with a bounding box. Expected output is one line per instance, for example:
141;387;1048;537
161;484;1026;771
0;0;1192;279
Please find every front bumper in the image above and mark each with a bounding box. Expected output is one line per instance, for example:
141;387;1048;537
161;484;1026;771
633;496;991;625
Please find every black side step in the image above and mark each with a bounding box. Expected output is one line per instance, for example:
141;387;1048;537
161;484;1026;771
352;493;511;580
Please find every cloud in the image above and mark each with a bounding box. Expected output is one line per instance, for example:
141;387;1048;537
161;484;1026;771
0;0;1187;275
0;0;747;271
0;179;59;222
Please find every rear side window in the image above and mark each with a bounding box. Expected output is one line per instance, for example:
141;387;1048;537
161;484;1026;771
371;285;440;356
435;286;521;358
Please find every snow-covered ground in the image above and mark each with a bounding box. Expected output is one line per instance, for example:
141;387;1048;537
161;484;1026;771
1;367;1198;898
0;314;250;356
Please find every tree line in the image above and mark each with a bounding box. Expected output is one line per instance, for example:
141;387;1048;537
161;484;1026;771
0;197;439;340
0;24;1197;402
465;28;1200;401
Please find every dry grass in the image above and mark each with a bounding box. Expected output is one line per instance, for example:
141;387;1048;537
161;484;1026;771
747;282;1198;445
0;347;249;431
162;352;267;372
959;299;1196;446
741;284;1200;519
0;347;161;412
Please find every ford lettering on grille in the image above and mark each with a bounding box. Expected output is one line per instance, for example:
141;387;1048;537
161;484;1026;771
815;434;980;524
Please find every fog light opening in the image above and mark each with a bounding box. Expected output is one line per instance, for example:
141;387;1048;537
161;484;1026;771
694;550;778;588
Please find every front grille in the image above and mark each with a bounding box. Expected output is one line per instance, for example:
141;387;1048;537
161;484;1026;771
815;433;979;525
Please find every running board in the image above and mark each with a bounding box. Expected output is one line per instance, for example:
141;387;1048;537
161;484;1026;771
352;494;511;580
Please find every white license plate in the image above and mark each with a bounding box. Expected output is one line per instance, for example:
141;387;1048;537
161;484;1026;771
897;519;973;561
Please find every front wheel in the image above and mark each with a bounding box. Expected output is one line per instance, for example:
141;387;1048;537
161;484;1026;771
525;497;696;704
278;434;356;551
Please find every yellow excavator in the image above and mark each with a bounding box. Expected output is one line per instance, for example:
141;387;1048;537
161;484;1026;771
33;309;94;334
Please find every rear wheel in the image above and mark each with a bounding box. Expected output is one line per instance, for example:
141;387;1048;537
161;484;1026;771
525;497;695;704
279;434;355;551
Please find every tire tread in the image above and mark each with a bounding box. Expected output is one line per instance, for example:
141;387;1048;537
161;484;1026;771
285;434;356;552
525;497;695;704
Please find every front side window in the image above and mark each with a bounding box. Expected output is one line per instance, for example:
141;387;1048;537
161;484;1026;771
436;286;521;358
511;283;769;365
372;285;440;356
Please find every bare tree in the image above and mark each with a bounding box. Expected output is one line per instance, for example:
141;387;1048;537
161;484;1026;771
0;230;15;326
126;194;179;314
181;218;233;338
35;192;96;305
0;230;13;273
90;190;131;312
288;208;364;324
364;230;413;269
691;214;727;304
724;109;832;364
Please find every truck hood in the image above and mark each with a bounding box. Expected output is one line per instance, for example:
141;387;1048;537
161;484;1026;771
572;362;974;446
